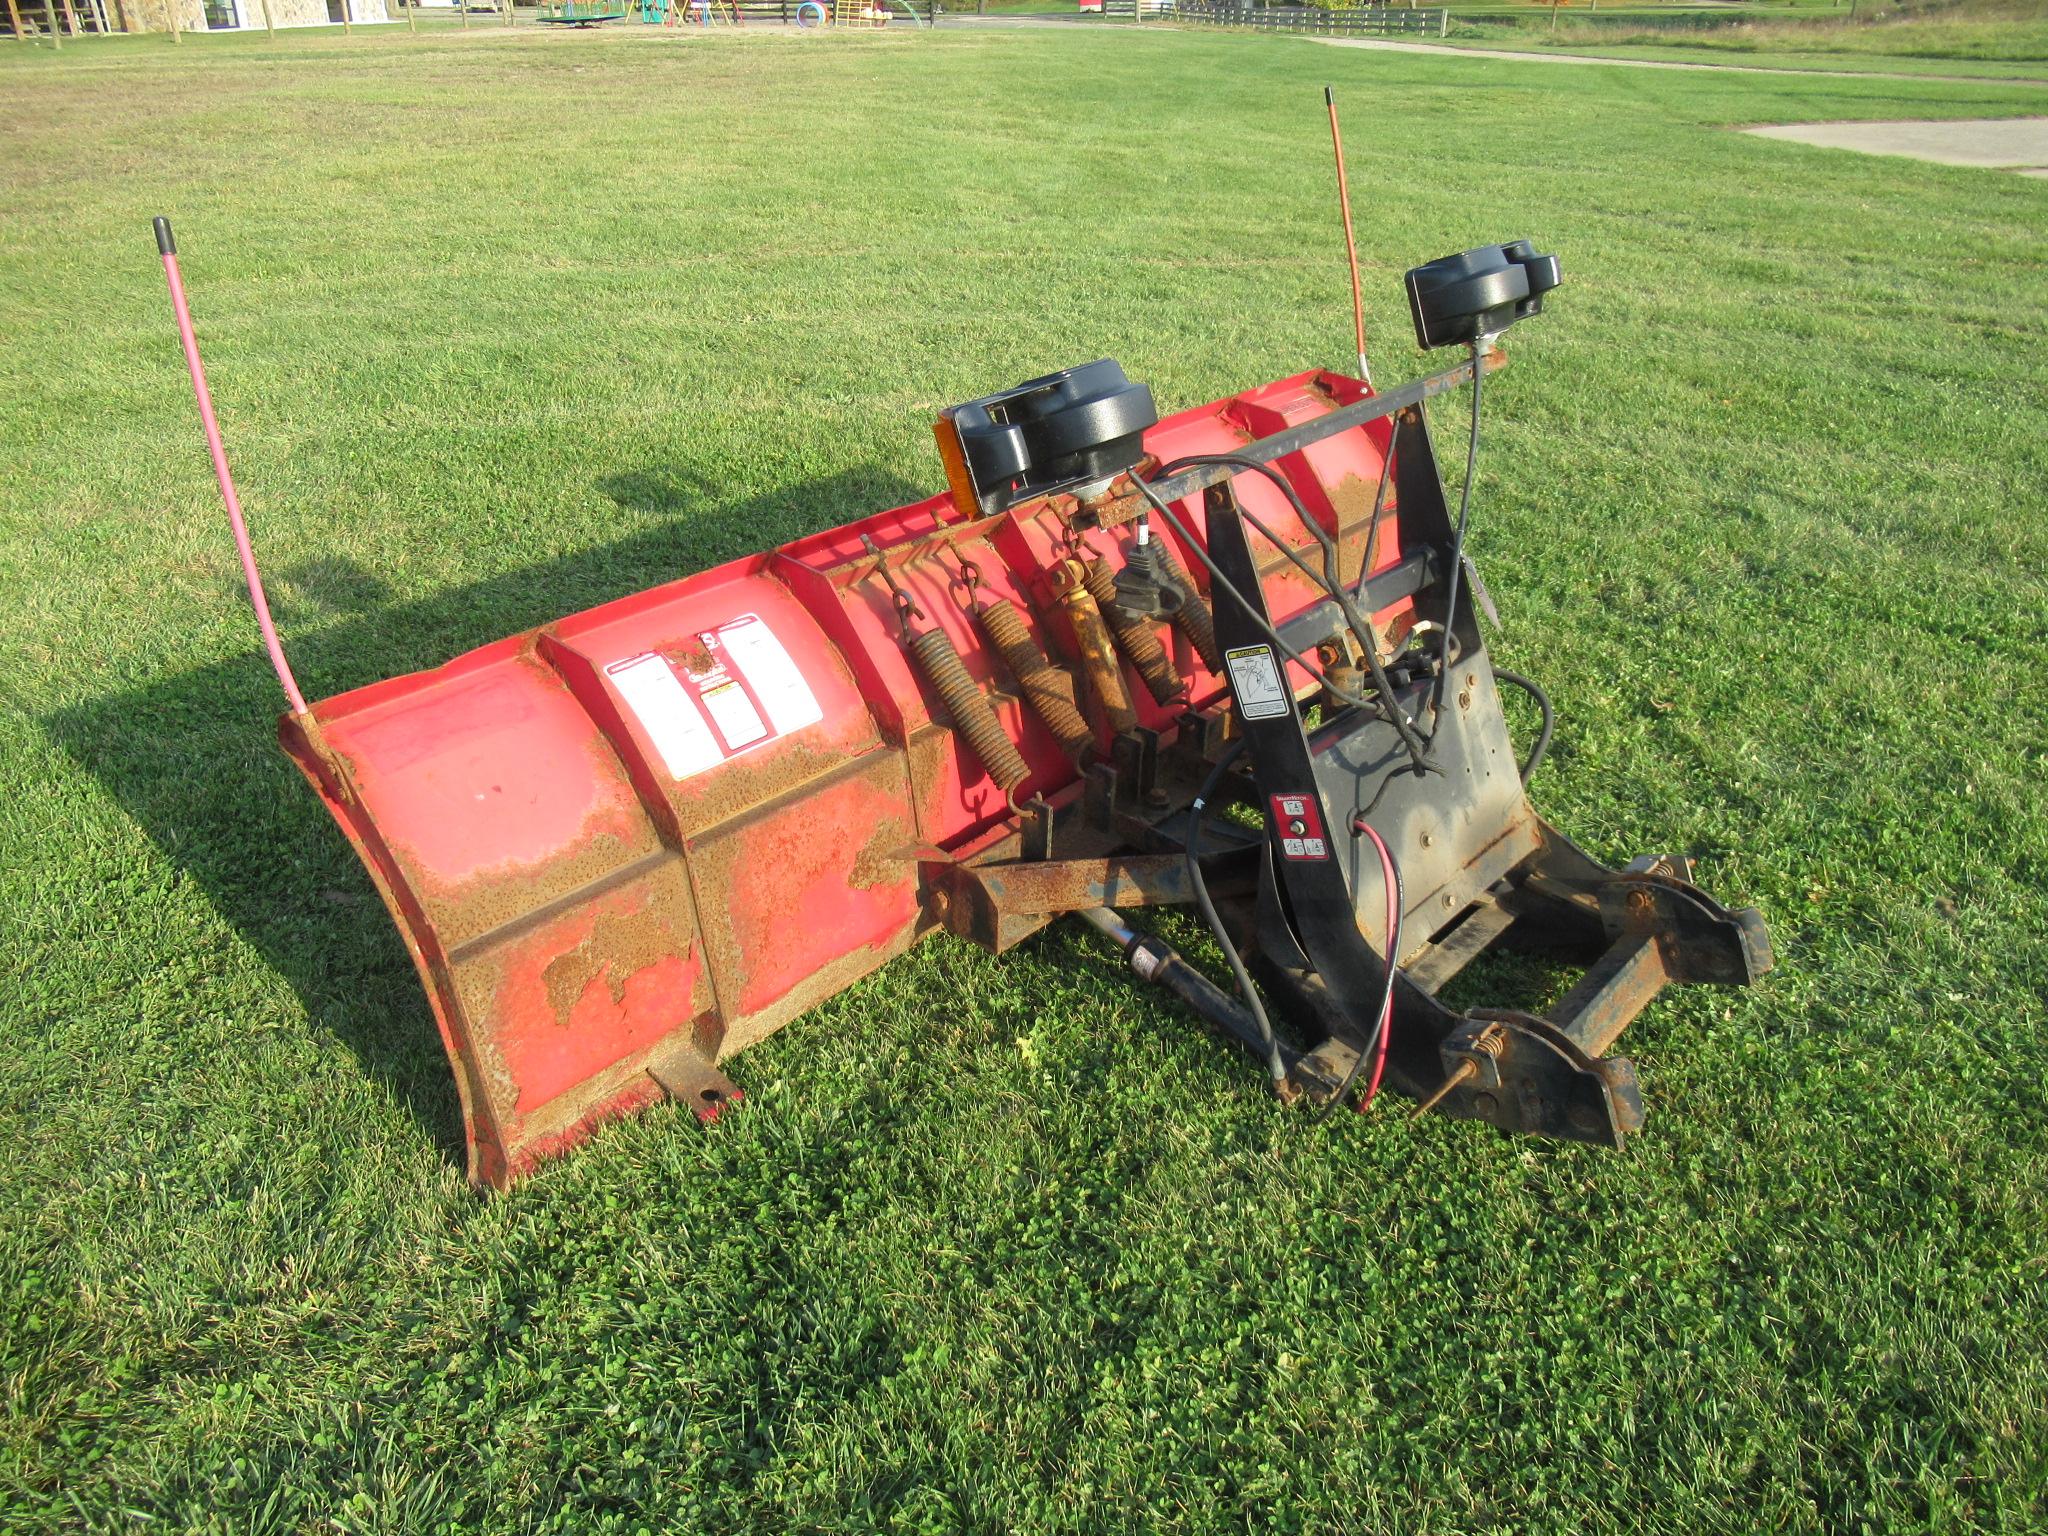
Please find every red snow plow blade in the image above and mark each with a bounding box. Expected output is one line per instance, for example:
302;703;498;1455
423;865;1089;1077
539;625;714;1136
283;369;1412;1186
158;211;1768;1190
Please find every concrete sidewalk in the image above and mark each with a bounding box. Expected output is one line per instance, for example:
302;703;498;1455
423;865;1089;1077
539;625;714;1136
1303;33;2048;88
1746;117;2048;176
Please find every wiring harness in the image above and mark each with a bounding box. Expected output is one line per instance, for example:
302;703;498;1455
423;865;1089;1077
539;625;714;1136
1124;351;1551;1114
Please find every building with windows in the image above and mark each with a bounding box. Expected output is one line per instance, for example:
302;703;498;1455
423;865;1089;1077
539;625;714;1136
105;0;391;30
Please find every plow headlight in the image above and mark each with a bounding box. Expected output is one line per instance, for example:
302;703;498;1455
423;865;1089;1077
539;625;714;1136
940;359;1158;517
1405;240;1562;351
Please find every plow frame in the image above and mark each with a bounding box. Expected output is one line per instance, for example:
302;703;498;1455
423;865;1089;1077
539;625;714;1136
914;389;1774;1145
277;350;1772;1184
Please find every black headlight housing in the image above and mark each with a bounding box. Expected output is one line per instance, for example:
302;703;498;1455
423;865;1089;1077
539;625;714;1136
940;360;1158;517
1405;241;1562;351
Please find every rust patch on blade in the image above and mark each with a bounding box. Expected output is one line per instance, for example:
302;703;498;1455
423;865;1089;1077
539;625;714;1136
542;907;681;1025
409;827;659;953
851;815;916;892
670;739;870;839
714;930;917;1060
662;640;718;676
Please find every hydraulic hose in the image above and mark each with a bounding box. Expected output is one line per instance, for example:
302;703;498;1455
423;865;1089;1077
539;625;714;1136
1076;907;1288;1069
1492;667;1553;784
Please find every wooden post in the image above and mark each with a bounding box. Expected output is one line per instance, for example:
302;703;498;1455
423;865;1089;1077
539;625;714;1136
462;0;470;25
337;0;350;31
166;0;181;38
258;0;272;33
60;0;77;31
44;0;61;42
404;0;414;28
1548;0;1558;29
6;0;29;39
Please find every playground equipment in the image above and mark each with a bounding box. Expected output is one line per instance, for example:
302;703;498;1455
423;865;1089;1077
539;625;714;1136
828;0;928;26
536;0;626;23
153;115;1771;1190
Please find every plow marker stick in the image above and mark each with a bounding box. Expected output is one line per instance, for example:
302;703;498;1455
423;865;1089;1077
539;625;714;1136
1324;85;1370;389
155;216;309;719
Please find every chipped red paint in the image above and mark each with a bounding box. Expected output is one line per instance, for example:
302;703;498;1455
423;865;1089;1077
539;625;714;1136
279;371;1398;1187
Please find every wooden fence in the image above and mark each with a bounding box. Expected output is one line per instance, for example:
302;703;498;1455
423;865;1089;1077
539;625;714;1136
1171;2;1449;37
671;0;937;21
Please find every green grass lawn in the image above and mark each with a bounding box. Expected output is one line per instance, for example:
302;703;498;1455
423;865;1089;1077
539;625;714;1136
1432;0;2048;78
4;21;2047;1533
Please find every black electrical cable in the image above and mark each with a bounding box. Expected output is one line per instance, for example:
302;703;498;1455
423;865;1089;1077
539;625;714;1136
1352;441;1396;605
1158;455;1378;652
1157;452;1391;668
1141;456;1432;773
1231;501;1431;773
1431;345;1485;726
1184;739;1288;1086
1311;826;1403;1121
1158;454;1338;585
1127;478;1378;717
1492;667;1553;785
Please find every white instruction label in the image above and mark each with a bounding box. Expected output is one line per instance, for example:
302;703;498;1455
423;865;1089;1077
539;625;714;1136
699;679;768;751
606;653;724;779
1224;644;1291;720
716;614;824;736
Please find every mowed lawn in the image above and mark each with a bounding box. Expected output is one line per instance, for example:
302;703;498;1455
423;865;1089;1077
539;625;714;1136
3;20;2046;1533
1441;0;2048;79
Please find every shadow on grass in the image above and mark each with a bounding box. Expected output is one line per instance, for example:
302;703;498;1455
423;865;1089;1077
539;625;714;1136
43;466;930;1167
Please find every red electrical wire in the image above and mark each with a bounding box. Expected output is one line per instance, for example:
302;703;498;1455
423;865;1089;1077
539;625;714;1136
1353;819;1400;1110
155;217;309;719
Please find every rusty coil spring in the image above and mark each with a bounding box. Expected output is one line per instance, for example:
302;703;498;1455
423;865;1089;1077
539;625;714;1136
1465;1024;1508;1061
1410;1023;1509;1120
1084;557;1184;707
973;598;1094;763
1150;538;1223;674
905;625;1030;803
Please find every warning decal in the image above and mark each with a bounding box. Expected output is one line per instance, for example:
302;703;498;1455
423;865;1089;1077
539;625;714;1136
698;680;768;751
606;612;825;782
1224;644;1291;721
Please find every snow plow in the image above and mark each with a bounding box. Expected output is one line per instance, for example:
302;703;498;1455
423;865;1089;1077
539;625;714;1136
157;214;1772;1189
